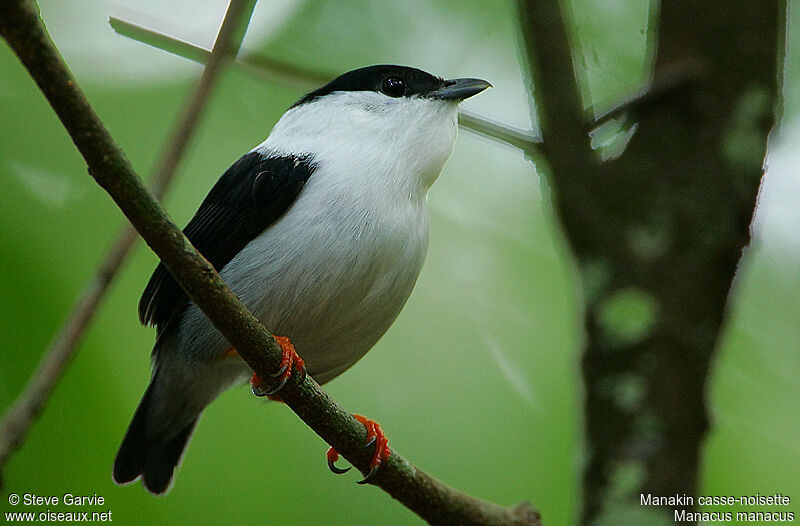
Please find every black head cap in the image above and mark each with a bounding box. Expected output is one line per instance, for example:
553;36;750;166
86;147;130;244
293;65;447;107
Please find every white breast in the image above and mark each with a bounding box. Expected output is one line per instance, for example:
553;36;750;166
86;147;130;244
229;165;430;383
173;90;458;384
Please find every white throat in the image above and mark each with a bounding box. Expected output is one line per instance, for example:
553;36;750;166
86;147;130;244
254;91;459;200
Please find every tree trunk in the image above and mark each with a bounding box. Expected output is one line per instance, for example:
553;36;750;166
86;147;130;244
518;0;784;522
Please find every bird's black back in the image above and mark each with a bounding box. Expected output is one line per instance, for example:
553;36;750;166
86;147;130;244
139;151;316;334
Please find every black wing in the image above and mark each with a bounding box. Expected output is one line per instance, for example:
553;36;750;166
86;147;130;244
139;151;316;331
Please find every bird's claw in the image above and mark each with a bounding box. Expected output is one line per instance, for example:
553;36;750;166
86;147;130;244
263;373;290;395
250;373;270;397
357;464;381;485
325;414;390;485
326;447;351;474
249;335;306;397
269;363;289;378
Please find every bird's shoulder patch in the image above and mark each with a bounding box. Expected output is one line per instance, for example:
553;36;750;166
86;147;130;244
138;151;316;332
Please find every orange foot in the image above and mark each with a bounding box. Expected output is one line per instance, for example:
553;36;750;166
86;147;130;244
327;414;390;485
249;336;306;397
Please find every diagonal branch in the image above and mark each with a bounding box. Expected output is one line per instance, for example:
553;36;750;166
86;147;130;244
113;11;703;162
589;58;705;131
458;112;544;156
515;0;604;254
108;16;544;155
0;0;257;481
516;0;594;172
148;0;257;197
111;15;698;162
0;1;540;524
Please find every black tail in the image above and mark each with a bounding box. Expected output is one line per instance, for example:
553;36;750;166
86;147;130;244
113;377;197;494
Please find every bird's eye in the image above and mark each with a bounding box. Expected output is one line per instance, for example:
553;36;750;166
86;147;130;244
380;77;406;98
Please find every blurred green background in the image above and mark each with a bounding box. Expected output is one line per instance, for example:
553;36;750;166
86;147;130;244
1;1;798;524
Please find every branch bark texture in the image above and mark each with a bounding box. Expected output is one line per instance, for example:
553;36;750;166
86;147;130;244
517;0;783;523
0;1;540;524
0;0;256;483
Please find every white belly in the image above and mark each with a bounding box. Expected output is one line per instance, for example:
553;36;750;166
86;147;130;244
173;175;430;385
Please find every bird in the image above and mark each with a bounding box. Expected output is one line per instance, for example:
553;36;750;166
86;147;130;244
112;64;491;494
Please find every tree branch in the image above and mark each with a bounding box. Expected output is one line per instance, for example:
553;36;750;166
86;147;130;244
110;14;698;162
0;0;256;482
148;0;257;197
112;11;703;162
589;57;705;131
516;0;594;172
108;15;544;155
0;1;540;524
515;0;605;254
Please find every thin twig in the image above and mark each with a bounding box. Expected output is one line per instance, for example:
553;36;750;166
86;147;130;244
149;0;258;196
110;14;698;157
458;112;543;154
0;0;257;479
0;1;540;524
109;16;543;154
516;0;594;170
590;58;705;130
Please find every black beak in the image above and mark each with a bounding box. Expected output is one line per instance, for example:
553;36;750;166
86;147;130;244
428;78;492;101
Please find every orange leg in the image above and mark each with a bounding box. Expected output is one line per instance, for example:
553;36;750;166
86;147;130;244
250;335;306;397
326;414;391;484
250;379;288;401
224;336;306;397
